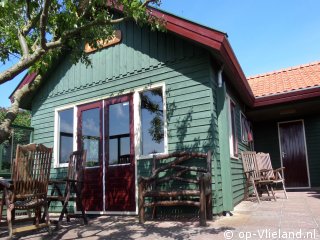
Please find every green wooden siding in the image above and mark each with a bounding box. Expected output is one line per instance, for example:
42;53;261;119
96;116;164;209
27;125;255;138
31;22;224;213
225;89;251;208
254;114;320;187
305;115;320;187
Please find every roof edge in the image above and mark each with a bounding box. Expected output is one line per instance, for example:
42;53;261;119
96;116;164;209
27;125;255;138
248;61;320;80
254;86;320;107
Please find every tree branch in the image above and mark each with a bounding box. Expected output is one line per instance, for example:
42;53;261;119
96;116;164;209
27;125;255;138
0;47;45;85
22;11;41;36
18;31;29;57
142;0;154;8
0;74;42;144
26;0;31;20
39;0;52;49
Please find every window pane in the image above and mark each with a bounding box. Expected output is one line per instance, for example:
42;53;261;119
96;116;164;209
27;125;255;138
109;139;118;165
140;88;164;155
60;135;73;164
109;102;129;136
59;109;74;164
230;102;238;157
82;108;100;167
120;137;130;156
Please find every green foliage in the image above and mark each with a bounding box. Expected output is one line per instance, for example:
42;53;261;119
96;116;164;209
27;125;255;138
0;0;164;74
0;108;31;127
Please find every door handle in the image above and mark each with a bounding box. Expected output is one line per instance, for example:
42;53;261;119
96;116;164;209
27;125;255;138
282;152;287;159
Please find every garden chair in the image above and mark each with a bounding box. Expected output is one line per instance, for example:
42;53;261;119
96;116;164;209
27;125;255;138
46;150;88;226
256;152;288;199
241;151;276;203
0;143;52;238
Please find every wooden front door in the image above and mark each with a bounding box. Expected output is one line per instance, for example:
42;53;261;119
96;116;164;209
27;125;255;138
78;101;103;211
278;120;310;188
105;95;135;211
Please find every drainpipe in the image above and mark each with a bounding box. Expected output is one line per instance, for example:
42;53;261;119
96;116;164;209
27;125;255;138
218;65;224;88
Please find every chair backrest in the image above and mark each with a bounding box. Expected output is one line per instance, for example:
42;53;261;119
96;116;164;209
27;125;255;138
67;150;87;183
241;151;260;180
256;152;275;179
12;144;53;199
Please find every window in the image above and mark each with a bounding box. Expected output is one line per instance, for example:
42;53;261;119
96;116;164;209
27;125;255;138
58;108;74;164
228;98;238;158
140;87;164;156
241;113;253;144
81;108;100;167
109;102;130;165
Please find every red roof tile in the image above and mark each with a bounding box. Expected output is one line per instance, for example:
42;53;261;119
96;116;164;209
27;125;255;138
247;61;320;98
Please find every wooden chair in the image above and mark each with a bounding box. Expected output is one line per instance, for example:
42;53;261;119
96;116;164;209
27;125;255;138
46;150;88;226
241;151;276;203
138;151;212;226
256;152;288;199
0;143;52;238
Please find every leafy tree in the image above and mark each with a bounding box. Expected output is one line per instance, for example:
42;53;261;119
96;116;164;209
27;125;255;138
0;107;31;127
0;0;163;144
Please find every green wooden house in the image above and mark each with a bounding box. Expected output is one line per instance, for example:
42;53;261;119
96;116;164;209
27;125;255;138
12;7;320;216
12;7;253;215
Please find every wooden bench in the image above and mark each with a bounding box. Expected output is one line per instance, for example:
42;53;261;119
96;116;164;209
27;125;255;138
138;151;212;226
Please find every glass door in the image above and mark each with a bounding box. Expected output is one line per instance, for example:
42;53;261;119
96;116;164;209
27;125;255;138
77;101;103;211
105;95;135;211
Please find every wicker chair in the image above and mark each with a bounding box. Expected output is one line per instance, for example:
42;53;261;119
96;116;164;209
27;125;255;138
0;144;52;238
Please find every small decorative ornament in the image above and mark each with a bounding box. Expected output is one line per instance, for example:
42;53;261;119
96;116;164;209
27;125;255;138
84;30;122;53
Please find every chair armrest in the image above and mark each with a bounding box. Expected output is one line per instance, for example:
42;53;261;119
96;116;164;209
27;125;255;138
0;179;12;189
273;167;285;173
259;169;272;173
49;179;67;184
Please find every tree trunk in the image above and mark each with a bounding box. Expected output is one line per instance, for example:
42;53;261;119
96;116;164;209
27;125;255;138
0;75;42;144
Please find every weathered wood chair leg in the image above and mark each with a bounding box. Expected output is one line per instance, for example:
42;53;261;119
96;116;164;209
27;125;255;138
244;181;250;200
0;191;4;222
206;193;213;220
252;179;260;203
199;179;206;226
151;202;157;219
282;181;288;199
59;192;70;223
75;186;88;225
269;184;276;201
138;183;145;224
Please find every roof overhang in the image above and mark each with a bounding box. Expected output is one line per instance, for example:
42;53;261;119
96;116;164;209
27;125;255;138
253;86;320;108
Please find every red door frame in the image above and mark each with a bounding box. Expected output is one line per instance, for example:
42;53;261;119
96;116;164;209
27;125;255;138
77;101;103;211
104;94;135;211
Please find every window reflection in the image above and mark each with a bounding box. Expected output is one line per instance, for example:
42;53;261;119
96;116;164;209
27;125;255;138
109;102;130;165
140;88;164;155
59;109;74;164
82;108;100;167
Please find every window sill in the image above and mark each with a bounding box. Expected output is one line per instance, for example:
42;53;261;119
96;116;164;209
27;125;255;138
54;164;68;168
231;156;239;160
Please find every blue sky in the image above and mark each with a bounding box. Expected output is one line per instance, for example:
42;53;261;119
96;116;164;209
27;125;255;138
1;0;320;107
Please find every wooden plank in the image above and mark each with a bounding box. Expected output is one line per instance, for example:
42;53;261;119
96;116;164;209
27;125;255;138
144;201;200;207
12;223;49;234
144;190;200;197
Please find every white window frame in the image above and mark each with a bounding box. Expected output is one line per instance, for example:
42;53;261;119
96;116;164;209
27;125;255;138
227;95;238;159
240;111;249;144
54;83;168;167
54;105;77;168
134;83;168;160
